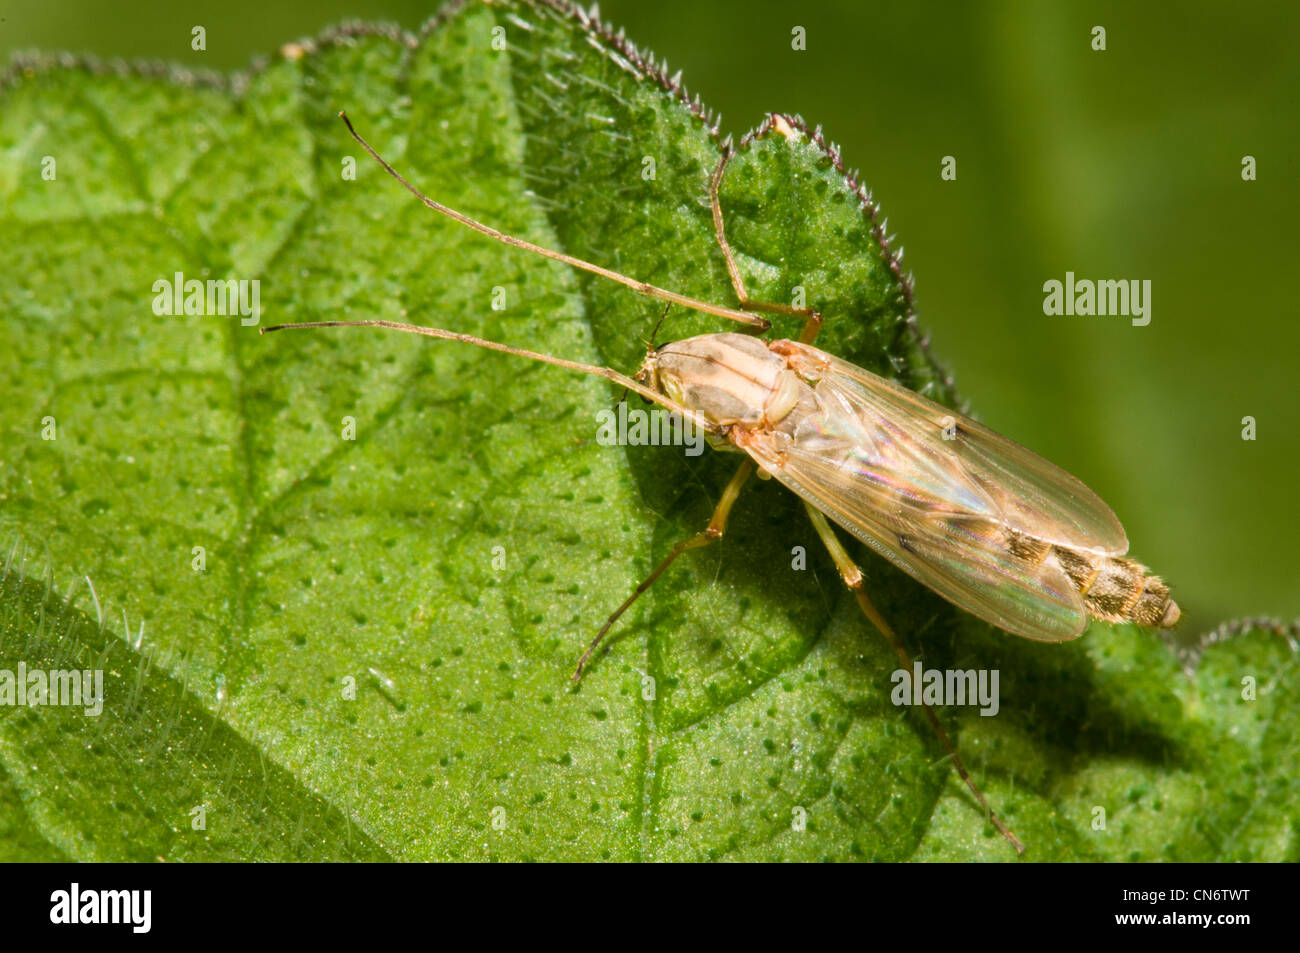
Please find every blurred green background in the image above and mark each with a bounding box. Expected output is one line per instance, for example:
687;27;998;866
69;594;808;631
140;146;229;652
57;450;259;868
3;0;1296;634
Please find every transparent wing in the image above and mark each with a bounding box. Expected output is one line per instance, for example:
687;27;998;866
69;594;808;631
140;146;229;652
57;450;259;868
813;347;1127;554
737;343;1129;641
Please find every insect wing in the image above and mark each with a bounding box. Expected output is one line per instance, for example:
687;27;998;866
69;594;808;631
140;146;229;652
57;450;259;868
815;348;1128;555
740;345;1128;640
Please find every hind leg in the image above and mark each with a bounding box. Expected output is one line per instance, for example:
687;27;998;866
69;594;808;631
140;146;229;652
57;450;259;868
803;503;1025;854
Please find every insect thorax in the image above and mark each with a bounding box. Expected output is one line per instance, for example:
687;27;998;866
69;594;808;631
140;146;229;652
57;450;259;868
650;333;816;433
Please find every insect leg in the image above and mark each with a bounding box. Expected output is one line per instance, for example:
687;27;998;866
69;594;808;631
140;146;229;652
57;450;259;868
802;503;1026;855
572;459;756;682
709;149;824;344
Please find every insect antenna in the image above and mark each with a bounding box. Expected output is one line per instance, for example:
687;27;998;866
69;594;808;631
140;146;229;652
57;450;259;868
337;111;768;331
648;302;672;351
258;319;720;436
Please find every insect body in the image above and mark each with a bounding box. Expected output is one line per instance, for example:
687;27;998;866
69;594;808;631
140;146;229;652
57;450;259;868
263;112;1181;854
646;332;1180;640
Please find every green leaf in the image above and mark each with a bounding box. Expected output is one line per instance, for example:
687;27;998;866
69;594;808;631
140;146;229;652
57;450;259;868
1;0;1296;861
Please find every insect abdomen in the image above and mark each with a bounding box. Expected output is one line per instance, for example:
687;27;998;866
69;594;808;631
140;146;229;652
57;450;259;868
1050;545;1180;628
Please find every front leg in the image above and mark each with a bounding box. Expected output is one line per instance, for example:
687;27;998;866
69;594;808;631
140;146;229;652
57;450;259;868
573;460;756;681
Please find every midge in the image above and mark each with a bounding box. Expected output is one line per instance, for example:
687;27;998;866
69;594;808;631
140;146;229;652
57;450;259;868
263;112;1180;853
